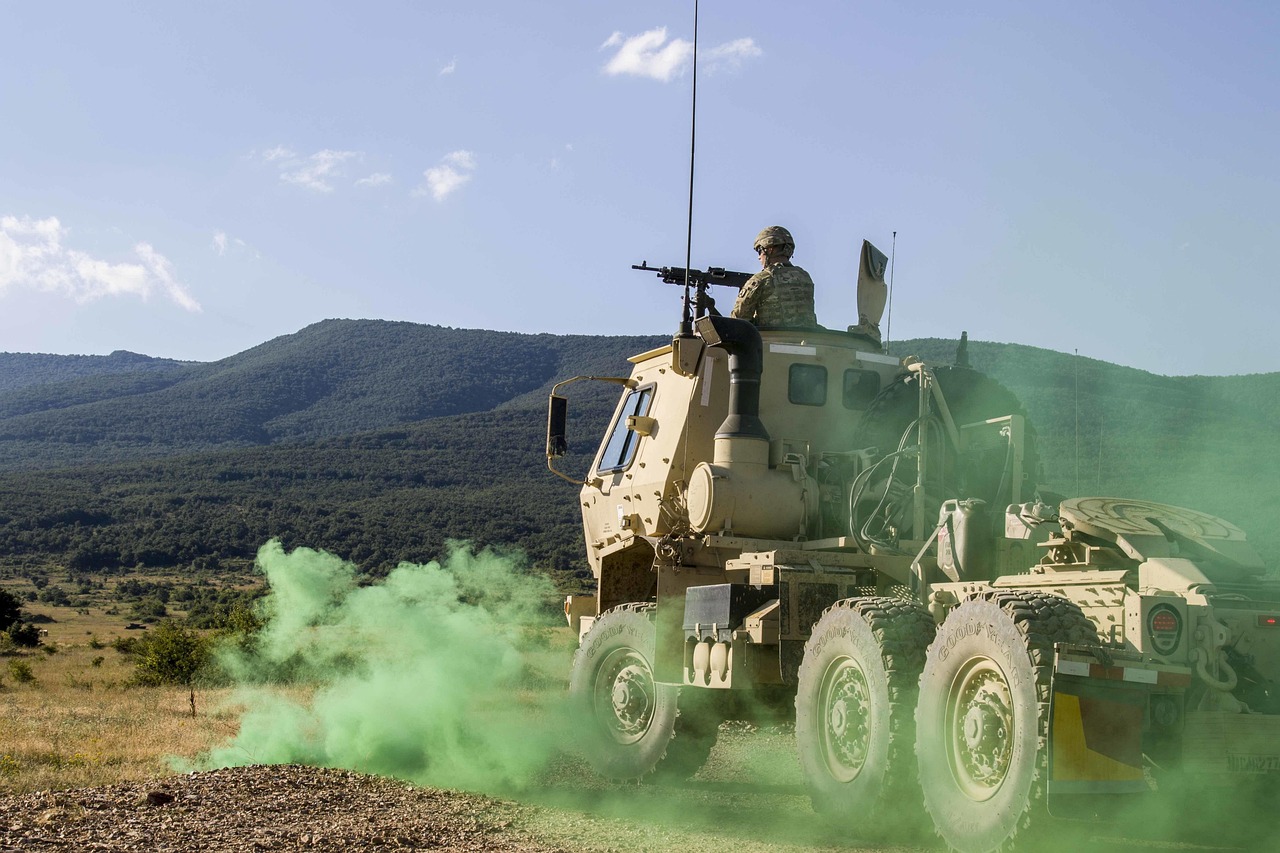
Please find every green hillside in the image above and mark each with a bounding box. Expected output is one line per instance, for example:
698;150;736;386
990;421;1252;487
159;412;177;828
0;350;189;394
0;320;663;471
0;322;1275;586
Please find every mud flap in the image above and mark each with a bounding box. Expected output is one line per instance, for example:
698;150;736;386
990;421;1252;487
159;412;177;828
1047;663;1150;819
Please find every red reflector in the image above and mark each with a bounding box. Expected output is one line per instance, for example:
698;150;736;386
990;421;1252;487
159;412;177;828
1260;615;1279;628
1152;611;1179;632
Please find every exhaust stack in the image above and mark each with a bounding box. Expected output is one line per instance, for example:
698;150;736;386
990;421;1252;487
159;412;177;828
688;315;814;538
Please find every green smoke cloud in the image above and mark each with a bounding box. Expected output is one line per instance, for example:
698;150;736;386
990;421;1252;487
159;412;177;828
201;540;568;792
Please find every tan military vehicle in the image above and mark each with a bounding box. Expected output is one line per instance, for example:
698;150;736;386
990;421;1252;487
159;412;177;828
546;242;1280;852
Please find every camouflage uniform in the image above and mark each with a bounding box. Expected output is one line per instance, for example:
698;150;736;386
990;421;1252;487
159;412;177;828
732;261;817;328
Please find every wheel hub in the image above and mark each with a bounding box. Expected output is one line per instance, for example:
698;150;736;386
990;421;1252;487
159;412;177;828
595;651;656;744
820;657;871;781
829;699;849;736
611;666;652;728
962;695;1005;752
947;658;1014;800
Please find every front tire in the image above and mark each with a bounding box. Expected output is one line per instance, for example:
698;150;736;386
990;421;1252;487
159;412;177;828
795;597;935;819
569;604;715;780
915;592;1095;852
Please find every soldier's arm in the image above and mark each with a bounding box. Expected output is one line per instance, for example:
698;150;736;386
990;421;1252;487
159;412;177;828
732;272;766;321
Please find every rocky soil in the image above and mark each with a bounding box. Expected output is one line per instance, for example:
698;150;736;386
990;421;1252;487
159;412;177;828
0;765;566;852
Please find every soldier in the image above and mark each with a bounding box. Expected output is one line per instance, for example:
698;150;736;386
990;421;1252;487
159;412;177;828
731;226;817;328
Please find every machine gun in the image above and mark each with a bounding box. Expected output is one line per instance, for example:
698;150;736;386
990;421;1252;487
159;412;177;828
631;262;752;290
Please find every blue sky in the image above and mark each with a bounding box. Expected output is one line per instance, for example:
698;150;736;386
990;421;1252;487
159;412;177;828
1;1;1276;376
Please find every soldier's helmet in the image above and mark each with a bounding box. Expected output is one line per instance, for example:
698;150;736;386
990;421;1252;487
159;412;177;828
753;225;795;255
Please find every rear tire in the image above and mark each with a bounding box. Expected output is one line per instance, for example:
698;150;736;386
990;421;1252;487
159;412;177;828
795;597;935;819
915;592;1095;852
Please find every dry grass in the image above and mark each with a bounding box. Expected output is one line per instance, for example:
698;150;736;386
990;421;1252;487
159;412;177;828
0;575;245;795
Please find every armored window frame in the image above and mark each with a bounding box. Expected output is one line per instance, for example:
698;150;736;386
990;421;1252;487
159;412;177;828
842;368;881;410
596;386;654;474
788;363;827;407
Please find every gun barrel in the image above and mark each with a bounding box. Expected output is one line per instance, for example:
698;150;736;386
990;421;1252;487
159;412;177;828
631;263;751;289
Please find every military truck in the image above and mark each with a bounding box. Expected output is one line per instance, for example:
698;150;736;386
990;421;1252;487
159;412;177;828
545;242;1280;852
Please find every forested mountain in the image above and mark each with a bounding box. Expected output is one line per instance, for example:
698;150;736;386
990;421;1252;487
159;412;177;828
0;320;1276;587
0;350;189;393
0;321;663;471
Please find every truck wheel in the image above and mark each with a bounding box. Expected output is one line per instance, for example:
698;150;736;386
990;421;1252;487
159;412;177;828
915;592;1095;853
569;604;712;780
795;597;935;819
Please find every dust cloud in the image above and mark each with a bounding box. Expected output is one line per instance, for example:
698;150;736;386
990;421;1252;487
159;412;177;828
200;540;571;792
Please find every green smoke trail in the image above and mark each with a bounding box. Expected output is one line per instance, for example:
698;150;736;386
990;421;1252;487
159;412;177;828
202;540;569;792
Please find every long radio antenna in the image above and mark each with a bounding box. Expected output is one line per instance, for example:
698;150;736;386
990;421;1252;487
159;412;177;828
885;230;897;345
679;0;701;334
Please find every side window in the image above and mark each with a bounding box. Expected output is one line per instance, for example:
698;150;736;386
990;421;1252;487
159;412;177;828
596;387;653;474
788;364;827;406
842;369;881;410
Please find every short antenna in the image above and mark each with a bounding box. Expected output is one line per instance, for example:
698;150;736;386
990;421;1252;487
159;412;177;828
1074;348;1081;495
679;0;701;334
885;230;897;346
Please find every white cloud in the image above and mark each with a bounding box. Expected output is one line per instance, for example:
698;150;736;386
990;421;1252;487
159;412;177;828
419;167;470;201
705;37;762;70
439;58;457;76
260;147;362;193
212;230;255;259
282;149;360;193
601;27;691;82
0;215;201;311
134;242;201;312
551;143;574;170
600;28;761;81
262;145;297;162
414;150;477;202
443;150;476;170
355;172;393;188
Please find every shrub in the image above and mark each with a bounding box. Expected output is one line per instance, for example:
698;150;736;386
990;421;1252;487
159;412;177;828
131;620;212;716
6;623;41;648
7;659;35;684
0;589;21;630
131;598;168;622
38;585;70;606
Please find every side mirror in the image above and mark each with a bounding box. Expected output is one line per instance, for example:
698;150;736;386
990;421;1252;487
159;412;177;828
547;395;568;458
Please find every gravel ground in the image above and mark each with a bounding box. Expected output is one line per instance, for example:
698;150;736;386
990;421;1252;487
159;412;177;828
0;765;566;852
